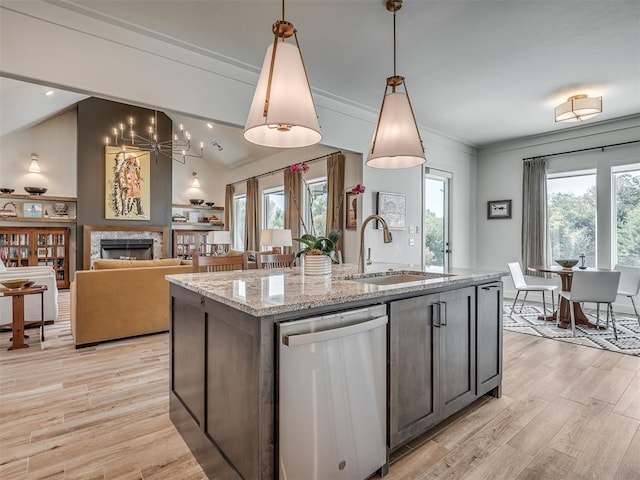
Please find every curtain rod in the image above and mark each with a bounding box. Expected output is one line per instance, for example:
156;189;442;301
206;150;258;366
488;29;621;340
522;140;640;162
227;150;342;186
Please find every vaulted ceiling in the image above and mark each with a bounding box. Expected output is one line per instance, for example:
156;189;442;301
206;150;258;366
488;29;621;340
2;0;639;167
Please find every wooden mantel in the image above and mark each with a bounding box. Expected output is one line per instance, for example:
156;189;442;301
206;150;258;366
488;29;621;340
83;225;169;270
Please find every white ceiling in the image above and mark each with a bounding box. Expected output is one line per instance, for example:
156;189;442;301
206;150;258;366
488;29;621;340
2;0;639;167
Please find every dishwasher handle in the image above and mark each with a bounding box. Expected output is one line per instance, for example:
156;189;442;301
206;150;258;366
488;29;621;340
283;315;388;347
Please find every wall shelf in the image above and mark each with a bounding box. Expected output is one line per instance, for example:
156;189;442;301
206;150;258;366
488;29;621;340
0;193;77;202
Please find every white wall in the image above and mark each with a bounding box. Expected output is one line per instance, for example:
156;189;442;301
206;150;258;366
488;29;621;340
1;2;477;267
0;110;77;196
477;115;640;305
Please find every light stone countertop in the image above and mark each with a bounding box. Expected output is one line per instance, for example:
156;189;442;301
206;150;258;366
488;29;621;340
167;263;507;317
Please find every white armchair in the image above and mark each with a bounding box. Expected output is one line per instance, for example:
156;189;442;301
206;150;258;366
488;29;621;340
0;266;59;322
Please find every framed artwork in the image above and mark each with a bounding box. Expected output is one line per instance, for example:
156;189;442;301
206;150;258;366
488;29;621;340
487;199;512;219
105;146;150;220
377;192;407;230
23;202;42;218
345;192;357;230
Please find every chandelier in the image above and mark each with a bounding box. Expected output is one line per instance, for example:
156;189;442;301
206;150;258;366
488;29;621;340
367;0;425;169
106;111;204;164
243;0;322;148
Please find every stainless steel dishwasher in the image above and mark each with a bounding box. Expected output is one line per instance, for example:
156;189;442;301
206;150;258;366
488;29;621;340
278;304;387;480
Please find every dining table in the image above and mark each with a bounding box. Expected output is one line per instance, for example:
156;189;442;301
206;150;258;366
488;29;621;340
528;265;605;330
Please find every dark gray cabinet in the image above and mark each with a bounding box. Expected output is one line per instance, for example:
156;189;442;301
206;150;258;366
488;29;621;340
389;286;476;449
476;281;503;397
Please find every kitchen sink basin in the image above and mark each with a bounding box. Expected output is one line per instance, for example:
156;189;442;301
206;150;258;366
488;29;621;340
349;271;454;286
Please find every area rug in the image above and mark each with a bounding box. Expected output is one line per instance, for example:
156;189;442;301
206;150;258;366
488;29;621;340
504;303;640;356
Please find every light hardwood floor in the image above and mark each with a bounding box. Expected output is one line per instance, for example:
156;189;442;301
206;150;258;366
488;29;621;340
1;293;639;480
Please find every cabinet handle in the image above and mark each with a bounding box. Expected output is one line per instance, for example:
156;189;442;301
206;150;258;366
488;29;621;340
432;303;440;327
481;285;499;290
440;301;447;326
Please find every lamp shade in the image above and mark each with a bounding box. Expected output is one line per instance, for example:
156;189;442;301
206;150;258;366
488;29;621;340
555;95;602;122
208;231;232;245
29;153;41;173
244;42;321;148
260;228;293;247
367;91;425;169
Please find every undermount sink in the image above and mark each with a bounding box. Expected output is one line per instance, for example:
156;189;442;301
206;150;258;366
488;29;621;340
349;271;455;286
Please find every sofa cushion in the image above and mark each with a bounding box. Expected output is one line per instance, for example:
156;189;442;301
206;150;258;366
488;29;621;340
92;258;182;269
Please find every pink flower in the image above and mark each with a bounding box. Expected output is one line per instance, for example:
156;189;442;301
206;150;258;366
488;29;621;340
350;184;366;195
290;162;309;174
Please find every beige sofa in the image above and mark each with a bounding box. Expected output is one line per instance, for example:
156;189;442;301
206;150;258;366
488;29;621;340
0;266;59;322
70;258;191;347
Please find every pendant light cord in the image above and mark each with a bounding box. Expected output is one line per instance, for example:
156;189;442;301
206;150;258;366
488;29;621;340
393;8;397;77
282;0;285;21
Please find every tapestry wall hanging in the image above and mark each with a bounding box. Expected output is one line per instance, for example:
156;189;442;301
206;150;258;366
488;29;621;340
105;146;150;220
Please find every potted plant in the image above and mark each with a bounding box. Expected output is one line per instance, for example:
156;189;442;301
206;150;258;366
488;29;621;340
294;229;341;275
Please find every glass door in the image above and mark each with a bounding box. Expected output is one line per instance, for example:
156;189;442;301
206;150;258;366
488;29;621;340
423;170;451;271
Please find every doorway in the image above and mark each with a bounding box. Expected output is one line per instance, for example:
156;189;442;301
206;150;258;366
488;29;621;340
423;169;451;271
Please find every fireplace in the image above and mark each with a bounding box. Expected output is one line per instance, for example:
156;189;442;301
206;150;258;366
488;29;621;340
84;225;169;269
100;239;154;260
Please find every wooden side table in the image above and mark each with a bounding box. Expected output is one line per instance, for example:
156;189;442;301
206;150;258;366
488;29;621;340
0;285;48;350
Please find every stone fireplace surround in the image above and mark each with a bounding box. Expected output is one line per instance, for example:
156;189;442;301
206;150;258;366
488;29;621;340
83;225;169;269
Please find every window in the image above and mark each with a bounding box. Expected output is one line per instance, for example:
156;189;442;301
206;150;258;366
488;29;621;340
233;194;246;250
303;178;327;235
613;167;640;267
263;188;285;230
547;170;596;266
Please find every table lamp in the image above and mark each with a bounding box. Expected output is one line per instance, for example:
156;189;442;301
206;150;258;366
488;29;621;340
207;230;232;255
260;229;293;254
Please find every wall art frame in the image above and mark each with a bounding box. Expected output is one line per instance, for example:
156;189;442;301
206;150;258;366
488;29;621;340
487;199;512;219
377;191;407;230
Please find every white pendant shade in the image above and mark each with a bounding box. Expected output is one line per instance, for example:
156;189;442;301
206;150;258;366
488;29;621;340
367;92;425;169
244;42;321;148
555;95;602;122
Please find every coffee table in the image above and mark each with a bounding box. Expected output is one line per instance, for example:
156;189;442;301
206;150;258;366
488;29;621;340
0;285;48;350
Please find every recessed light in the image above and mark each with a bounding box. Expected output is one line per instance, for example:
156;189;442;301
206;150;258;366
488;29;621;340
44;90;54;96
206;122;213;129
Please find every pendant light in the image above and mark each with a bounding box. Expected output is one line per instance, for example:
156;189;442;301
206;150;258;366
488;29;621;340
243;0;321;148
367;0;425;169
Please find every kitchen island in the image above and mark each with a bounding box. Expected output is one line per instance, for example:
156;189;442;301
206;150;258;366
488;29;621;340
166;264;506;480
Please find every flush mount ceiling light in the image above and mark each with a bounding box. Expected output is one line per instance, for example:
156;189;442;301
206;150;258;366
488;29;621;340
555;94;603;123
28;153;41;172
243;0;321;148
367;0;425;169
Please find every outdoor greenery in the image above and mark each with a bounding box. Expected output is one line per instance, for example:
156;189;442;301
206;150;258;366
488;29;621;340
424;209;444;266
548;172;640;267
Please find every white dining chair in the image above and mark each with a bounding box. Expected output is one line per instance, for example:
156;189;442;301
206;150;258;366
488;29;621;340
559;270;621;338
507;262;557;316
615;265;640;325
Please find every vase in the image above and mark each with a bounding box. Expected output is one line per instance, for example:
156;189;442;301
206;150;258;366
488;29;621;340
303;255;331;276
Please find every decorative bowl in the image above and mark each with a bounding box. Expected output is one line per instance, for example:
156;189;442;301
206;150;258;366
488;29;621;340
189;198;204;206
24;186;48;195
554;259;579;269
23;280;36;288
205;202;215;207
0;279;28;289
0;188;14;194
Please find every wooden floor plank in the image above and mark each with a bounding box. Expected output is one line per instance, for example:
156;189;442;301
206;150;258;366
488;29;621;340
2;294;640;479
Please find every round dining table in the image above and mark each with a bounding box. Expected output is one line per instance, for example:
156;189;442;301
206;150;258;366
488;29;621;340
528;265;604;330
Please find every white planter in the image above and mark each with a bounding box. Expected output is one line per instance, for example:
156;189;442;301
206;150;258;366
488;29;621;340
303;255;331;276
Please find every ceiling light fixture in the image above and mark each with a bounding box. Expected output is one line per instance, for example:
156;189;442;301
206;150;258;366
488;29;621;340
28;153;41;172
367;0;425;169
192;172;201;188
106;111;204;164
243;0;321;148
555;94;602;123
